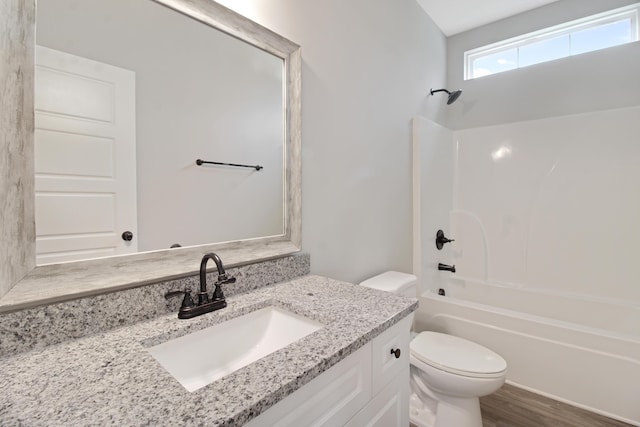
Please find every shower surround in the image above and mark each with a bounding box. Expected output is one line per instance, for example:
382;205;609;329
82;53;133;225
412;106;640;425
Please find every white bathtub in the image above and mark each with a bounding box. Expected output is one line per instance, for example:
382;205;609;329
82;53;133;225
414;279;640;425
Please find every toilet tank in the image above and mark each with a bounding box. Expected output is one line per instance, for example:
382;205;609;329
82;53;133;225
359;271;417;298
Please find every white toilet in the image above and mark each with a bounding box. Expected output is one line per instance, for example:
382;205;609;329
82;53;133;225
360;271;507;427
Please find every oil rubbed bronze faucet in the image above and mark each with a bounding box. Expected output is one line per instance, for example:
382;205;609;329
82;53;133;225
438;263;456;273
165;252;236;319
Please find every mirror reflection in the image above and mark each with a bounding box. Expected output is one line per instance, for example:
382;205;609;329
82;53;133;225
35;0;285;265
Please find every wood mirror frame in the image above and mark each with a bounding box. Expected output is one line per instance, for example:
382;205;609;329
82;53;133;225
0;0;301;313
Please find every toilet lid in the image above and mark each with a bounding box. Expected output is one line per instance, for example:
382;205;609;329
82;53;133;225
410;332;507;378
359;271;417;294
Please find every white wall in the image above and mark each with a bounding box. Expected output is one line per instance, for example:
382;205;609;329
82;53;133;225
440;0;640;304
37;0;284;252
216;0;448;282
446;0;640;130
452;106;640;305
412;117;454;294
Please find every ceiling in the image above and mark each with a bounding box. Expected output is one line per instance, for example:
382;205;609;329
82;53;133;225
416;0;561;36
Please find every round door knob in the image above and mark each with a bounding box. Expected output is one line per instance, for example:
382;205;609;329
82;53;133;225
390;348;401;359
121;231;134;241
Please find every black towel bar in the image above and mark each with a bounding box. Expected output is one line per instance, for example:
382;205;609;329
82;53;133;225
196;159;262;171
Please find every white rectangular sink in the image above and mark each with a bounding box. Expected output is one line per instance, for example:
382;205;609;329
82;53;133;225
148;306;323;392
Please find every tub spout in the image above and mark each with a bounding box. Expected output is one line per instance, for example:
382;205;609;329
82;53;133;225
438;263;456;273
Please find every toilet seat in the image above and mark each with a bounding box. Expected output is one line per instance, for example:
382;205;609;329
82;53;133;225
411;332;507;379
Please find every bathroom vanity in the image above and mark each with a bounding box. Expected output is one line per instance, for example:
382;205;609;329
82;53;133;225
0;274;417;426
1;0;416;423
246;311;414;427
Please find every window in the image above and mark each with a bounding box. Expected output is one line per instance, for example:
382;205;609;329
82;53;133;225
465;3;640;80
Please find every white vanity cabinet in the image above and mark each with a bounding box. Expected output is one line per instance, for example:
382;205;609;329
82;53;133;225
344;370;409;427
245;314;413;427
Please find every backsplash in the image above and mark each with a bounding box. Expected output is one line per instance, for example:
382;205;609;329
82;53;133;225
0;253;309;357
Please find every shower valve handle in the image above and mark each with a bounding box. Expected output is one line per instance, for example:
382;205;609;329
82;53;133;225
436;230;455;250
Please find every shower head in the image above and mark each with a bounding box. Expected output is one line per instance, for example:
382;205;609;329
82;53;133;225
430;88;462;105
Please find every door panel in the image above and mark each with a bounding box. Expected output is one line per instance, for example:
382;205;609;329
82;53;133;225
35;66;115;122
35;129;114;177
35;193;115;235
35;45;137;264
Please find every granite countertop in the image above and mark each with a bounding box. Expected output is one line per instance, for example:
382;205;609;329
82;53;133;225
0;275;417;426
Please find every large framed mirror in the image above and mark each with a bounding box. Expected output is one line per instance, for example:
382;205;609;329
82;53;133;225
0;0;301;312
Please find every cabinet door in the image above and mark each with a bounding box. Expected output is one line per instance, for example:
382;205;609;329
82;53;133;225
245;343;372;427
372;314;412;395
345;367;410;427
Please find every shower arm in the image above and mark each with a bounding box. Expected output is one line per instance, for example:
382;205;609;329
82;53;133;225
430;88;451;96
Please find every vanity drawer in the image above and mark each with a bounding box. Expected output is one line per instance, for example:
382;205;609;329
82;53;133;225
371;313;412;396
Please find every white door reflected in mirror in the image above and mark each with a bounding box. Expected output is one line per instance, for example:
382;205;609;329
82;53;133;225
35;46;138;264
34;0;285;265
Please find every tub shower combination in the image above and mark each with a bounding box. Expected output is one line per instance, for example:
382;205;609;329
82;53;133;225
415;278;640;424
413;108;640;425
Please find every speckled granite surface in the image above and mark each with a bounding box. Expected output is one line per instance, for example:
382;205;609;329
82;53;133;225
0;275;417;426
0;253;309;357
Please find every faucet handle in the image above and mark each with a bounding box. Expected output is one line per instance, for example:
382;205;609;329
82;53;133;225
212;275;234;300
216;274;236;285
165;290;196;309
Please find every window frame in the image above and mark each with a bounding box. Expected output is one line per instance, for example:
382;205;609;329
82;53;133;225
464;3;640;80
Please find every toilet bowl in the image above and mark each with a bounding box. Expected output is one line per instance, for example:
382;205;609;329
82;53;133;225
359;271;507;427
409;331;507;427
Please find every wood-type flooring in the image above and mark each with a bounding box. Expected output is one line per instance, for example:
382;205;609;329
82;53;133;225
411;383;634;427
480;384;633;427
